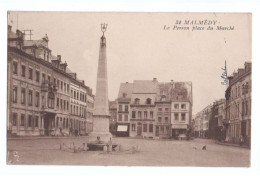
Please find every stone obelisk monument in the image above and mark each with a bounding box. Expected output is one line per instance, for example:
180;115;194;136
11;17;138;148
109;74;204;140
90;23;112;142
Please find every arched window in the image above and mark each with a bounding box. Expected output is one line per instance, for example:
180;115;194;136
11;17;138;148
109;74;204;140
134;98;140;104
146;98;152;104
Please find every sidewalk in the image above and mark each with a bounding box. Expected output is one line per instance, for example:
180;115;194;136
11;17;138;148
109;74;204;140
215;140;250;149
7;135;89;140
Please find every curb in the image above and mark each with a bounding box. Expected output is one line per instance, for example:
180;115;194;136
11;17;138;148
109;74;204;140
215;141;250;149
7;136;89;140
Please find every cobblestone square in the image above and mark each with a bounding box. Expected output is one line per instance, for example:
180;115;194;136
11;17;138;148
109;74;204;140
7;137;250;167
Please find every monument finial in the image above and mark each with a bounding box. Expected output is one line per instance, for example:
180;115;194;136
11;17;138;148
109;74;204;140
101;23;108;36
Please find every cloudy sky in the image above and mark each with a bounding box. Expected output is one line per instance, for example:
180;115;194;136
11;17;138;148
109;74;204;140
8;12;251;114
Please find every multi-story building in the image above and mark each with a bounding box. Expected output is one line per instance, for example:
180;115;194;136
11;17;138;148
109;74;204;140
170;82;193;138
7;25;94;136
116;82;132;137
116;78;193;139
209;99;226;140
225;62;251;144
194;105;212;138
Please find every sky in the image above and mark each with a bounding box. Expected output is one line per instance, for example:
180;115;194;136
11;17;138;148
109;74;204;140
8;12;251;114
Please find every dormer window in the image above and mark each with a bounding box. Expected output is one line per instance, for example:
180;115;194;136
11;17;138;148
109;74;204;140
146;98;152;105
134;98;140;104
161;95;166;101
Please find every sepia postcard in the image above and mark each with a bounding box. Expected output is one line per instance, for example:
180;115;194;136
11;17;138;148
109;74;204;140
6;12;251;167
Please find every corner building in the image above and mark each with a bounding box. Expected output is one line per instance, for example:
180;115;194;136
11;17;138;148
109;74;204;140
7;25;94;136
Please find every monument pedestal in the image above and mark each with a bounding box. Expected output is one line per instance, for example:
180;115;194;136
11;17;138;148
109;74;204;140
89;115;112;143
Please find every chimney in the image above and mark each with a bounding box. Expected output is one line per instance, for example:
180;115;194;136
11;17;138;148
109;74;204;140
170;80;174;85
153;78;157;82
126;82;128;84
57;55;61;62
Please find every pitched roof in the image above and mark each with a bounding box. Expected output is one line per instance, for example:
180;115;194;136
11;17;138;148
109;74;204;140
133;80;159;94
118;83;133;99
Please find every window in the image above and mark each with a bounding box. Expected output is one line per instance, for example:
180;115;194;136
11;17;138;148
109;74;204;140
12;113;17;126
146;98;152;104
64;82;66;92
67;101;69;111
35;92;39;107
12;87;17;103
21;65;26;77
181;113;186;121
165;108;169;111
131;124;136;131
138;111;142;118
61;81;63;90
144;111;147;119
53;78;56;86
181;104;186;109
174;113;179;121
124;115;128;121
42;73;45;83
74;91;76;99
29;68;33;79
119;105;122;111
134;98;140;104
28;90;33;106
238;86;240;97
21;88;26;104
149;124;153;132
161;95;166;101
132;111;136;118
28;115;32;127
150;111;154;118
67;85;69;93
57;80;60;89
36;70;40;82
71;90;73;97
35;116;39;127
158;108;162;111
48;92;54;109
123;93;127;98
158;117;162;122
118;114;122;121
166;126;170;133
48;76;51;83
165;117;169;123
77;92;79;100
174;104;179;109
13;61;18;74
125;105;128;112
143;124;147;132
57;98;59;108
20;114;25;126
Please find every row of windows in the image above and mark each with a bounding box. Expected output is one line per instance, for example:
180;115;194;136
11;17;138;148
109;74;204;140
118;114;128;122
157;116;169;123
12;61;70;94
70;104;86;117
55;116;86;130
12;87;40;107
12;113;41;128
133;98;152;105
56;98;69;111
158;107;170;111
118;104;129;112
174;113;186;121
71;89;87;102
174;104;186;109
231;82;250;100
132;111;154;119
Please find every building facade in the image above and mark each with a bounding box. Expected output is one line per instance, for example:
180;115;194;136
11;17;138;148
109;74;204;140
7;25;94;136
116;79;193;139
109;101;117;135
225;62;251;144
